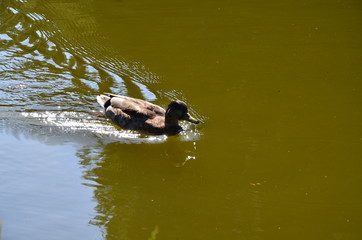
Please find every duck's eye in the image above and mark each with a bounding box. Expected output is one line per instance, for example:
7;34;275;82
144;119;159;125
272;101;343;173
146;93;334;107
177;110;187;119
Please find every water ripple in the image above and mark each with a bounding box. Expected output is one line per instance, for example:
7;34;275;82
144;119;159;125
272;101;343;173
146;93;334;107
0;0;203;143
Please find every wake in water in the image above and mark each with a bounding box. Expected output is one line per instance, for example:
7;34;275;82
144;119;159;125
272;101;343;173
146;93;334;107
0;0;204;144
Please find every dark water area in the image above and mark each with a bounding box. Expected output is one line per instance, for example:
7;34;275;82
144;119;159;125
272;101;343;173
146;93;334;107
1;0;362;239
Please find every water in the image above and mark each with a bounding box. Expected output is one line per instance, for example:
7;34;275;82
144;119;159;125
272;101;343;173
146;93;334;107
1;0;361;239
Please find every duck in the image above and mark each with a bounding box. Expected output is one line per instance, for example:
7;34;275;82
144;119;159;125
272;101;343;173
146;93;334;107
97;93;200;135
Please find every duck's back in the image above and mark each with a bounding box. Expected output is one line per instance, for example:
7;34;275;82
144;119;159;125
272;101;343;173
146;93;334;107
109;95;165;119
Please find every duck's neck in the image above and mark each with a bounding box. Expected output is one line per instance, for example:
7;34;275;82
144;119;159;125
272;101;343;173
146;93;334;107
164;117;182;135
165;116;178;125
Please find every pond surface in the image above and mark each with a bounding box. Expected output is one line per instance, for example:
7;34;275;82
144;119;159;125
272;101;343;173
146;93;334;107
1;0;361;239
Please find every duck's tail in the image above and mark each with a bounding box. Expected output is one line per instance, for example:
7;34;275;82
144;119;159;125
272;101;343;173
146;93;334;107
96;94;111;108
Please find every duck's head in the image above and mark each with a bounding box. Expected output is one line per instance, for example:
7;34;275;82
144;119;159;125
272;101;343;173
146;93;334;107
166;100;200;124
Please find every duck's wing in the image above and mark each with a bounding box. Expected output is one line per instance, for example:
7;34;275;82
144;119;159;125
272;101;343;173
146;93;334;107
109;96;165;120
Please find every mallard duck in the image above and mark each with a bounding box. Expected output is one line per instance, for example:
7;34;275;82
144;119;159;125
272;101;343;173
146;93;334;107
97;93;200;135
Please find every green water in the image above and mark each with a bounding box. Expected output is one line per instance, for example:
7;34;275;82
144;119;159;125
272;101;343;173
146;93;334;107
1;0;361;239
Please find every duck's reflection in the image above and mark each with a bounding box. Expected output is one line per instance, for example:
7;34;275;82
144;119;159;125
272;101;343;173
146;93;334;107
77;138;198;239
1;119;200;239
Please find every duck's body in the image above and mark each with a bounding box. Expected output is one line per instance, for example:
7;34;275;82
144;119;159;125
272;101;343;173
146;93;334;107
97;93;199;135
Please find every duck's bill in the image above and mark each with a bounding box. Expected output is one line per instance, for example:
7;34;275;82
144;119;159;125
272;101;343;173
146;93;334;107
183;114;200;124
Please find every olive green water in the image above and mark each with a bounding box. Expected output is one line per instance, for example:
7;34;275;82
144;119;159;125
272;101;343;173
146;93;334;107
1;0;361;239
